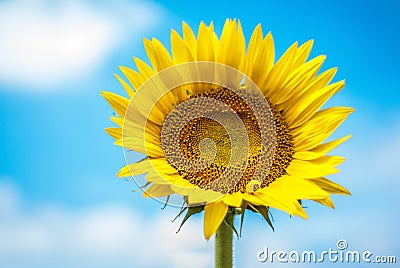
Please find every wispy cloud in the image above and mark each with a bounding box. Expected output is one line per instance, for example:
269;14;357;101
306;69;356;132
340;116;400;189
0;0;165;91
1;109;398;267
0;181;211;268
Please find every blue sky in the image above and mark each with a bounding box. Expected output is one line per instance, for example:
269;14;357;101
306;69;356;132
0;0;399;267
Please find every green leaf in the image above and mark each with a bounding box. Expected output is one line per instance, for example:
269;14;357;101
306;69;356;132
176;206;204;233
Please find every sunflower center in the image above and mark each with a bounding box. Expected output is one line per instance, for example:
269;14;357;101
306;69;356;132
161;86;294;194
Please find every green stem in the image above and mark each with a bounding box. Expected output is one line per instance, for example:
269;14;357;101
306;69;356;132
215;211;233;268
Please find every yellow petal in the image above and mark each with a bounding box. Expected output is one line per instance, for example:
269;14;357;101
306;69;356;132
182;21;197;60
260;175;329;198
255;175;331;218
110;116;124;127
105;127;121;140
169;177;196;189
217;19;245;70
144;38;173;72
244;23;263;77
116;161;148;178
285;80;345;128
207;22;219;49
143;184;174;197
292;107;354;151
114;136;163;157
246;32;275;90
203;201;228;240
307;177;351;195
117;158;177;178
264;42;298;102
187;189;224;205
276;55;326;105
280;176;330;200
217;19;234;66
292;39;314;68
122;119;161;145
197;22;216;61
134;57;155;80
286;156;345;178
101;91;130;117
114;73;135;98
223;192;243;207
294;135;351;160
119;66;142;94
242;193;264;206
122;69;177;125
256;189;308;219
110;116;161;146
145;172;180;184
283;67;338;106
170;29;194;64
313;196;335;208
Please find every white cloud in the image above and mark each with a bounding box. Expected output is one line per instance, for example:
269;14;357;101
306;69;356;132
1;177;397;268
0;182;211;268
234;206;399;267
0;0;164;91
371;122;400;177
339;118;400;191
232;118;400;267
1;116;399;267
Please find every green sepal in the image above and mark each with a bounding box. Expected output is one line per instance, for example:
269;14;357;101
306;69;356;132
248;203;274;231
172;206;187;223
161;195;170;210
176;206;204;233
131;181;151;192
239;200;248;237
298;199;307;208
224;210;239;239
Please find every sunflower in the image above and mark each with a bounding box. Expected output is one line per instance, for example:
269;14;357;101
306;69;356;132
102;19;352;240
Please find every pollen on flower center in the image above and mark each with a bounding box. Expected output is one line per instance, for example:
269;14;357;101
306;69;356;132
160;86;294;194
